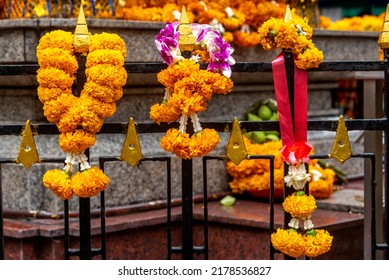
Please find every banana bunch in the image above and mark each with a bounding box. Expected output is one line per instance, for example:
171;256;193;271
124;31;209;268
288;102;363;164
245;98;280;144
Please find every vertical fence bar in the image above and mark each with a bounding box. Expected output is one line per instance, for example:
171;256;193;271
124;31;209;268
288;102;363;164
181;158;193;259
0;163;4;260
383;48;389;260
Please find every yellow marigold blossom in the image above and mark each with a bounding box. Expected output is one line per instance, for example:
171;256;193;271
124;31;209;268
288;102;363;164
303;229;333;257
222;32;234;44
161;3;179;22
82;96;117;118
157;60;200;92
81;110;104;134
150;103;182;124
222;10;246;31
43;93;77;123
37;48;78;74
37;86;71;104
86;64;127;88
160;128;191;159
42;169;73;200
56;106;82;133
295;48;324;69
36;30;74;54
282;193;317;219
189;128;220;157
71;167;110;198
192;49;210;63
309;166;335;199
81;81;123;103
169;88;208;115
59;130;96;154
89;33;127;58
271;228;305;258
37;68;75;90
233;31;260;48
86;49;125;68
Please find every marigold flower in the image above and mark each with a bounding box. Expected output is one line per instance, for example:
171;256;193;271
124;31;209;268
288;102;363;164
36;30;74;54
37;86;72;104
86;49;125;68
282;192;317;219
42;169;73;200
37;47;78;74
271;228;305;258
89;32;127;57
71;167;110;198
59;130;96;154
37;68;75;90
303;229;333;257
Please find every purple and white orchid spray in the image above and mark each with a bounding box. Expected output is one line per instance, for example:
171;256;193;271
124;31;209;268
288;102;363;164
155;22;235;78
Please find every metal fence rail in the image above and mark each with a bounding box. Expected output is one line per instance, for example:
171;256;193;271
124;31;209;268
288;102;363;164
1;51;389;259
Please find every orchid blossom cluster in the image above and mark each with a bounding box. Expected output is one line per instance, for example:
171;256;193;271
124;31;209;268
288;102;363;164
36;30;127;199
151;21;234;159
271;142;333;258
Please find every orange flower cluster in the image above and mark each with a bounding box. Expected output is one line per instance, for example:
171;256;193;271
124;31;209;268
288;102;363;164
257;12;324;69
36;30;127;199
271;228;333;258
226;135;335;199
120;1;287;48
151;59;233;159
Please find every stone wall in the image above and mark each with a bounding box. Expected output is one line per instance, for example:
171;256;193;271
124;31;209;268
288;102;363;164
0;19;381;212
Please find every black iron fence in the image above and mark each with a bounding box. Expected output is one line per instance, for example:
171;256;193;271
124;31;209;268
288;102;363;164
0;51;388;260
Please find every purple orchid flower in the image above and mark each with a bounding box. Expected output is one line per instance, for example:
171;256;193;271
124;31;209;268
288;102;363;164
155;22;181;65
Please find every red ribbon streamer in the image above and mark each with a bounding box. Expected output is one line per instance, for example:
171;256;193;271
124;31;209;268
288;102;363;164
272;52;311;164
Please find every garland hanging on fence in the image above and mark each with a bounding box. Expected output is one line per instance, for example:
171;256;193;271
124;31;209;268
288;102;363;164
257;7;333;258
150;18;235;159
36;29;127;199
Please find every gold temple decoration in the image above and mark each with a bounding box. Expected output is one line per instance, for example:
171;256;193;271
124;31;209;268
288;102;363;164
16;120;40;168
74;5;90;54
178;6;196;52
120;117;143;167
379;4;389;49
226;118;247;165
329;115;352;164
284;4;293;22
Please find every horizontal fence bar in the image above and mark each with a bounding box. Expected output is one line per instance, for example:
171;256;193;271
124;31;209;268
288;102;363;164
1;118;388;136
0;61;386;76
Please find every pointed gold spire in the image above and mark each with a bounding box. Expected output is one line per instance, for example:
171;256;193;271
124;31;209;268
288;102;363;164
284;5;293;22
120;118;143;167
329;115;352;164
74;5;90;54
379;4;389;49
16;120;40;169
178;6;196;53
226;118;247;165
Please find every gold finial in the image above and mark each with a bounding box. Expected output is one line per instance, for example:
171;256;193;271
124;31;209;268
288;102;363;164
226;118;247;165
16;120;40;169
120;118;143;167
379;4;389;49
284;5;293;22
178;6;196;53
329;115;352;164
74;5;90;54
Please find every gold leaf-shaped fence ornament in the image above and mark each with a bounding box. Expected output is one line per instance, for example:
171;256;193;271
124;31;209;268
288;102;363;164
329;115;352;164
226;118;247;165
178;6;196;52
16;120;40;168
120;117;143;167
379;4;389;49
74;4;90;54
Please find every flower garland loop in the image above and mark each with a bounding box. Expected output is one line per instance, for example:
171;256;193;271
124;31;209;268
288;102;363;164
151;21;235;159
36;30;127;199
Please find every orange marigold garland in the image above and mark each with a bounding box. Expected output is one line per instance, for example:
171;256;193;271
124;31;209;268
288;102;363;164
152;21;235;159
36;30;127;199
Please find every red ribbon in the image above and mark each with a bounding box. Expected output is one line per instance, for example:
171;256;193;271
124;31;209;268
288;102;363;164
271;52;311;164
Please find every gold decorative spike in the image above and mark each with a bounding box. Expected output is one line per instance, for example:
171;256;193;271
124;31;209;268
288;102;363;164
284;5;293;22
74;5;90;54
16;120;40;169
226;118;247;165
120;118;143;167
178;6;196;52
379;4;389;49
329;115;352;164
